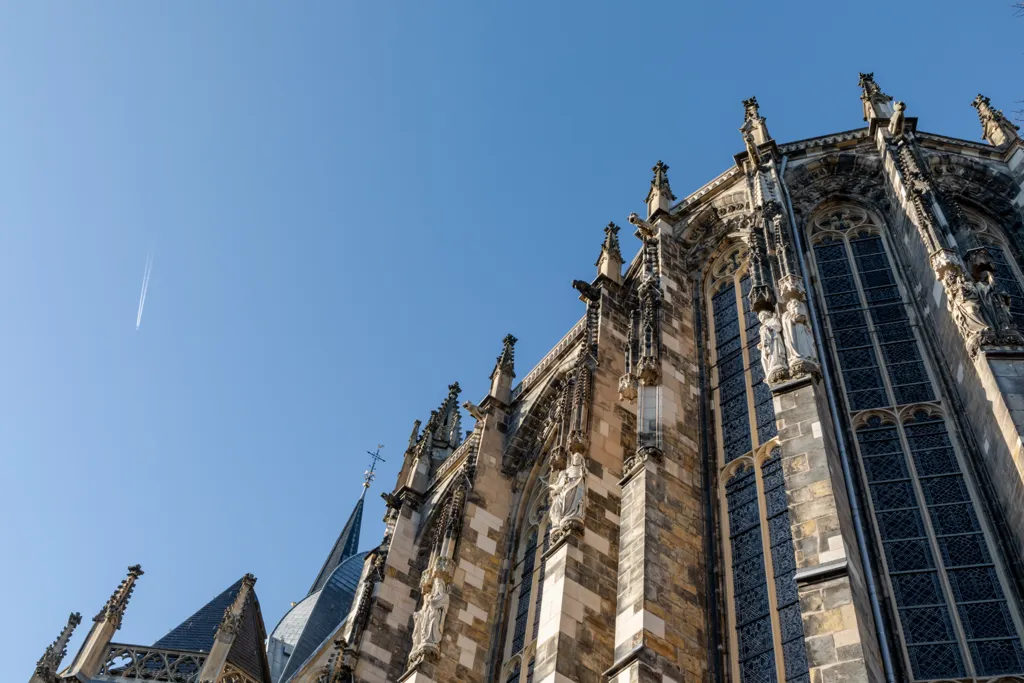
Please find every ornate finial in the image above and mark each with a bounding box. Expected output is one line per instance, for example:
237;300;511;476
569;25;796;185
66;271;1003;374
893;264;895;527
448;382;461;398
645;160;676;204
217;573;257;639
407;419;421;450
35;612;83;680
743;96;760;121
597;222;623;265
972;94;1020;146
857;72;884;96
490;334;517;380
95;565;144;630
859;72;894;121
364;445;386;489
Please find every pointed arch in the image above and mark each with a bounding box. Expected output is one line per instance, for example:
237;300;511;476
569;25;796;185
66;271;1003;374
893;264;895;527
805;201;1024;680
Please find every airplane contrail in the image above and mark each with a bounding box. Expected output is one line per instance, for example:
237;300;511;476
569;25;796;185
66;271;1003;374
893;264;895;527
136;251;153;331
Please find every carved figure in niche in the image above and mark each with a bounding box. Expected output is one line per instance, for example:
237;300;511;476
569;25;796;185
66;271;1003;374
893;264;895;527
549;452;586;532
782;298;818;374
411;579;450;655
977;270;1015;332
946;270;989;335
757;310;789;383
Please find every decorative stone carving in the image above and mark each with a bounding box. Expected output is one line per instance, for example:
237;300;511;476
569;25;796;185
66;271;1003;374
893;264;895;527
409;578;450;665
858;72;893;121
782;297;819;376
35;612;83;682
888;101;906;137
95;564;144;631
978;270;1017;335
972;94;1020;147
758;310;790;383
548;452;587;540
744;132;762;169
621;445;663;484
945;269;995;357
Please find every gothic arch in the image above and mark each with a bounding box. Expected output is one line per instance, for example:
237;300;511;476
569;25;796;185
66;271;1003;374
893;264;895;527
785;151;890;224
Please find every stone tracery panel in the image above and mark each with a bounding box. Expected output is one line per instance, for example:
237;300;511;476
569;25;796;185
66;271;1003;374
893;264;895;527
809;202;1024;680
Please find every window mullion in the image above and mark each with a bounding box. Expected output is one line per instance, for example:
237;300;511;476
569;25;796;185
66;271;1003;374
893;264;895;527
893;420;977;677
845;233;899;410
754;457;787;683
736;270;760;452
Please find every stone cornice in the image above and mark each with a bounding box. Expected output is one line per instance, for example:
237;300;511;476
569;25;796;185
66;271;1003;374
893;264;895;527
777;127;870;155
671;166;741;215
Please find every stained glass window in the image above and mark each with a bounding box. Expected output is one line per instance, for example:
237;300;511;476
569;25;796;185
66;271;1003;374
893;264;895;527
984;244;1024;330
857;417;964;680
502;494;552;677
714;280;752;461
532;525;551;642
763;451;810;683
905;412;1024;676
511;529;538;654
812;208;1024;680
709;250;801;683
505;662;521;683
727;466;778;683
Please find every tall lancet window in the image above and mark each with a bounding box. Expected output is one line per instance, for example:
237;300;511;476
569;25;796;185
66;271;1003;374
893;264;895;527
810;204;1024;681
707;244;807;683
500;482;551;683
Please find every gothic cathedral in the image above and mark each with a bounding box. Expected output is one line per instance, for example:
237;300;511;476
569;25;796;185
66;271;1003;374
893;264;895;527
31;75;1024;683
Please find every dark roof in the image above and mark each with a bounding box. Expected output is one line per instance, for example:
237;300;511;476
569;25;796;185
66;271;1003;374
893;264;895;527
307;493;364;596
272;551;369;683
227;588;273;683
153;578;243;652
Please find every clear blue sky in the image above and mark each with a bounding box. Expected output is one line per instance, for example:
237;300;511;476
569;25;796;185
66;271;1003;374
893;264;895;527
2;1;1020;674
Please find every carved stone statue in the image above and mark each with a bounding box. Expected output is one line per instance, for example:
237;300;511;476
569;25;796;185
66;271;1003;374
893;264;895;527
977;270;1015;333
758;310;789;383
410;579;450;657
945;270;990;356
549;452;587;533
782;298;818;375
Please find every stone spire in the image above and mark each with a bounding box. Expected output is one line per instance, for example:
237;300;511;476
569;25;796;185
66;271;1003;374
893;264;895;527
488;334;517;404
859;72;894;122
741;96;772;145
645;160;676;218
596;222;623;284
94;564;144;630
433;382;463;450
65;565;144;680
972;94;1020;147
31;612;82;683
308;477;368;595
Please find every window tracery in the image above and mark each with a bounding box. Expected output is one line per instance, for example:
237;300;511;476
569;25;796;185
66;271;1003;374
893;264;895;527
810;204;1024;680
500;483;552;680
707;246;806;683
963;210;1024;331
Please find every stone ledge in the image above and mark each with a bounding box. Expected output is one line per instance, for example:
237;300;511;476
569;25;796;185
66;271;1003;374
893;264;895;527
794;558;848;586
603;644;656;680
769;373;815;395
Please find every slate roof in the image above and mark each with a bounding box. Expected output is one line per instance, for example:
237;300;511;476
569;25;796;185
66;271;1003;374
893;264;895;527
307;493;365;596
152;578;243;653
270;551;368;683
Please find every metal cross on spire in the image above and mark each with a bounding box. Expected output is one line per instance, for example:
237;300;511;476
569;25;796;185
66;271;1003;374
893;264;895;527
363;445;386;490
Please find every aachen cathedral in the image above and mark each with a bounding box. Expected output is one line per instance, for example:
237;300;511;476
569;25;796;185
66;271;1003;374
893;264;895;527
29;74;1024;683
